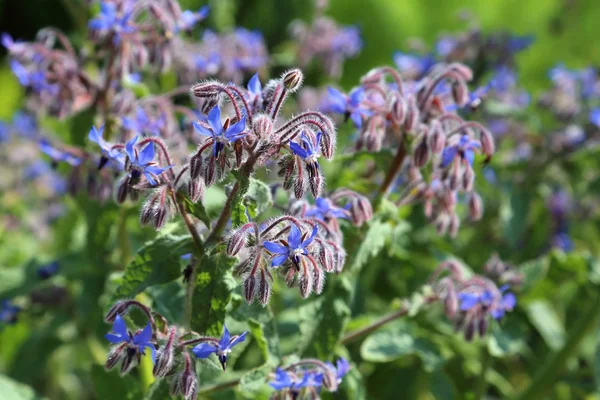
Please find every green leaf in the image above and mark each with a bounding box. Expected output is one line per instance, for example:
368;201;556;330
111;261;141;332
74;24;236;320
146;281;184;325
350;219;393;272
520;256;550;291
111;232;193;302
0;374;44;400
299;276;352;359
143;380;170;400
90;365;143;400
231;202;249;227
246;178;273;216
190;252;237;336
247;307;282;365
238;365;272;396
184;197;212;229
525;300;566;351
360;323;443;371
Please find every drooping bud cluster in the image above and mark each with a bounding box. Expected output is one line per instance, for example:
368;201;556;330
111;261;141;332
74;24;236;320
228;215;347;304
430;259;517;341
321;63;495;236
290;0;362;79
269;358;350;400
104;300;247;399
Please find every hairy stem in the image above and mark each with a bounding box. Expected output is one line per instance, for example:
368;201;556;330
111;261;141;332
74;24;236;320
513;290;600;400
374;135;406;210
341;305;408;345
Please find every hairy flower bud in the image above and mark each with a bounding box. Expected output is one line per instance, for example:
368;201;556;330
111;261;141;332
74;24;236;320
227;229;248;256
468;192;483;221
462;165;475;191
188;179;204;203
451;80;470;107
389;95;407;126
428;120;446;155
116;178;129;204
448;63;473;82
480;127;495;157
258;270;272;306
153;327;176;378
282;69;304;92
444;284;458;318
154;206;168;230
105;344;126;371
404;97;419;132
189;153;203;180
412;136;430;168
191;80;221;98
448;213;460;238
243;276;256;303
253;114;274;138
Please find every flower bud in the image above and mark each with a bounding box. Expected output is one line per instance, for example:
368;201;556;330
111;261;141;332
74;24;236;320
412;136;430;168
153;327;176;378
462;165;474;191
448;63;473;82
389;95;407;126
189;153;203;180
478;317;488;337
154;206;168;230
464;318;476;341
428;120;446;155
448;213;460;238
120;349;137;376
188;179;204;203
105;344;126;371
253;114;274;138
258;271;271;306
313;265;325;294
444;284;458;318
468;192;483;221
243;276;256;303
282;69;304;92
480;127;495;157
116;178;129;204
404;97;419;133
105;301;129;323
191;80;221;98
204;159;216;187
451;80;469;107
227;229;248;256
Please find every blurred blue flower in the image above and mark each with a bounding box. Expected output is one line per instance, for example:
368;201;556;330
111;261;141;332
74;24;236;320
441;135;480;167
37;261;59;280
327;357;351;384
436;37;457;57
1;33;23;53
12;112;38;138
24;160;50;180
290;131;322;173
324;87;372;128
508;34;535;53
393;51;435;78
552;232;573;252
232;29;267;70
489;66;517;93
331;26;362;56
263;224;318;268
122;107;165;136
125;135;172;185
105;314;156;363
459;286;516;320
192;105;247;157
580;67;597;98
0;121;10;143
192;324;248;370
178;5;209;31
39;139;82;166
0;299;20;325
589;108;600;128
269;368;294;390
305;198;350;221
89;125;125;169
88;2;136;44
10;60;58;95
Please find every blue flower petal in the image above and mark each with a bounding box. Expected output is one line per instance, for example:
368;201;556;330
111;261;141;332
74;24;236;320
263;241;289;255
288;224;302;249
192;342;216;358
271;253;289;267
207;106;222;135
137;143;155;166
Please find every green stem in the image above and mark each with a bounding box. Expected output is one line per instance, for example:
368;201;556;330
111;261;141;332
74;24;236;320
196;378;241;395
341;306;408;345
474;343;492;400
513;291;600;400
374;135;406;212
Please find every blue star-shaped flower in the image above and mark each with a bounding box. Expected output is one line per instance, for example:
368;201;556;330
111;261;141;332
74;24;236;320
325;87;372;128
39;139;81;166
125;135;172;185
290;131;322;177
37;261;59;280
191;325;248;370
88;2;136;45
305;198;350;222
89;125;125;169
105;314;156;363
10;60;58;95
330;357;350;384
0;299;20;325
441;135;481;168
192;105;247;157
263;224;318;268
12;112;38;138
393;51;435;78
269;368;294;390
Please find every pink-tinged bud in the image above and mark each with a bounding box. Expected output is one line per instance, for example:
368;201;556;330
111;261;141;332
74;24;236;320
389;95;407;126
188;179;204;203
140;203;156;226
361;68;383;84
404;97;420;132
448;213;460;238
154;206;169;230
294;171;305;200
436;215;449;236
464;318;476;341
120;350;137;376
451;80;469;107
462;165;475;191
282;69;304;92
132;46;149;70
189;153;202;180
319;246;333;273
313;265;325;294
308;169;323;198
444;284;458;318
105;301;129;323
227;229;248;256
204;158;216;187
201;95;220;114
116;179;129;204
468;192;483;221
448;63;473;82
428;120;446;155
244;276;256;304
479;128;495;157
153;327;176;377
299;274;313;298
258;271;271;306
105;344;126;371
408;166;422;183
447;160;461;191
412;136;430;168
253;114;274;138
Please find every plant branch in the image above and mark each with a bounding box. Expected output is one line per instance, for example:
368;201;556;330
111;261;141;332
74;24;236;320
374;135;406;211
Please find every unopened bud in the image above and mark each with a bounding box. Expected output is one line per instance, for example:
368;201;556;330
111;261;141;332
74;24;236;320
462;165;474;191
154;207;168;230
451;80;469;107
448;63;473;82
253;114;274;138
105;344;125;371
468;192;483;221
448;213;460;237
389;95;407;126
191;80;221;98
188;179;204;202
478;317;488;337
116;178;129;204
428;120;446;155
243;276;256;303
464;318;476;341
404;97;419;132
153;327;176;378
412;136;430;168
189;153;203;180
282;69;303;92
480;128;495;157
258;271;271;306
444;284;458;318
227;229;248;256
313;266;325;294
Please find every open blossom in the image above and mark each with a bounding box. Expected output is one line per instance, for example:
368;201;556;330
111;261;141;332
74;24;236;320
105;314;156;373
324;87;372;128
193;105;248;157
88;2;136;44
263;224;318;269
191;325;248;370
305;197;350;222
441;135;481;167
125;135;172;185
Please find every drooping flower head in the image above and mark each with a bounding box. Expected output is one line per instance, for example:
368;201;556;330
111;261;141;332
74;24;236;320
192;105;247;158
305;198;350;222
88;2;136;45
105;314;156;364
124;135;172;185
88;125;125;170
263;223;318;270
290;131;322;178
441;134;481;168
324;87;372;128
191;324;248;370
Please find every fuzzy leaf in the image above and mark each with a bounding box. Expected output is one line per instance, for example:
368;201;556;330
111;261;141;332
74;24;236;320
184;197;212;228
190;252;237;336
0;374;44;400
111;232;193;301
351;219;393;271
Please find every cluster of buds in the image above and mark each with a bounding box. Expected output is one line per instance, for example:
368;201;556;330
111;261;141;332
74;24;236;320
289;0;362;79
104;300;247;400
269;357;350;400
430;258;517;341
321;63;494;236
